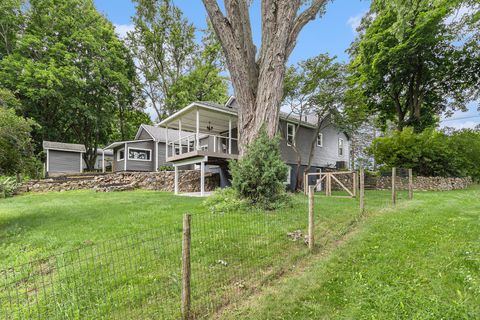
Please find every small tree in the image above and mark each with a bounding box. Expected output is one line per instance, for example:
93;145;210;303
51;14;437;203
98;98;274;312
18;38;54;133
229;129;288;210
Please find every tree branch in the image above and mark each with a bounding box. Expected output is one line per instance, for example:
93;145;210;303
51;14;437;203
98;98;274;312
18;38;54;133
286;0;328;57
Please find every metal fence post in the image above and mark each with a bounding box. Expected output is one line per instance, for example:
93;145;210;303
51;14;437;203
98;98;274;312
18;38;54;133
181;214;192;320
408;168;413;200
360;168;365;213
308;186;315;250
392;167;396;205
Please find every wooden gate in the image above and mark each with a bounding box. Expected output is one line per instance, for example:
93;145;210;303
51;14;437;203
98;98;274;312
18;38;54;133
304;171;357;198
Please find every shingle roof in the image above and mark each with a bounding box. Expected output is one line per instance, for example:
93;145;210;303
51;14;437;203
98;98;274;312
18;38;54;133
43;141;86;153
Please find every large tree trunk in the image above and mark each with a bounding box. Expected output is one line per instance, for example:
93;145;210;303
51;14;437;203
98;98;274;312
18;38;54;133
202;0;328;155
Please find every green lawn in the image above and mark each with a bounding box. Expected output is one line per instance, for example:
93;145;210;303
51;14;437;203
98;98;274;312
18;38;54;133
221;186;480;319
0;187;478;319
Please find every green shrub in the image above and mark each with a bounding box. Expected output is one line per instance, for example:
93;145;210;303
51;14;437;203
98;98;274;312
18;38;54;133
0;177;19;198
158;165;174;171
369;127;480;181
203;187;248;214
229;129;290;210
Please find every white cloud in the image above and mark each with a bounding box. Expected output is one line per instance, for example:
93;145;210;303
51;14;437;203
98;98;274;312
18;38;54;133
441;120;480;130
114;24;135;39
347;12;365;33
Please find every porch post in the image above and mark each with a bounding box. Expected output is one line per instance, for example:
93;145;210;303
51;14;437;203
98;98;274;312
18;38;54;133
165;125;169;161
46;149;49;173
80;152;83;173
102;150;105;173
228;118;232;154
155;141;159;171
196;109;200;150
179;120;183;154
174;165;179;195
200;161;205;197
124;142;127;171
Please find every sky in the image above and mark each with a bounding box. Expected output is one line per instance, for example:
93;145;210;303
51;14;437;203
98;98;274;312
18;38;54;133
93;0;479;129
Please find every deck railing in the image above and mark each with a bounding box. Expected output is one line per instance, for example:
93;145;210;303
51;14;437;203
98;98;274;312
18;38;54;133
166;133;238;159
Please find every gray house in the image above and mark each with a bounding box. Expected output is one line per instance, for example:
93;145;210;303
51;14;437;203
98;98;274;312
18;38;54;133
158;97;351;195
104;125;190;172
43;141;86;176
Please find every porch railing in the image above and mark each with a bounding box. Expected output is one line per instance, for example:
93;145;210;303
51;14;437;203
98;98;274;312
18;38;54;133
166;133;238;159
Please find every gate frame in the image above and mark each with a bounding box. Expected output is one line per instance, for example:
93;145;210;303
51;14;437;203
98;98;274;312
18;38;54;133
304;171;357;198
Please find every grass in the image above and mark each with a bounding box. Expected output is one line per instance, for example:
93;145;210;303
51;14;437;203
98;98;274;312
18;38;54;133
221;186;480;319
0;187;477;319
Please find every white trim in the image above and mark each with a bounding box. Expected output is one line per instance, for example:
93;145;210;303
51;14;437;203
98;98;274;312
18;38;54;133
200;161;205;196
124;143;127;171
225;96;236;108
196;109;200;150
117;148;125;161
174;166;179;195
172;156;208;167
286;123;296;146
79;153;83;173
46;149;50;172
155;141;159;171
127;147;152;161
228;118;232;154
317;133;323;147
43;147;85;153
102;150;105;173
338;138;344;157
284;166;292;185
134;124;155;141
104;139;153;150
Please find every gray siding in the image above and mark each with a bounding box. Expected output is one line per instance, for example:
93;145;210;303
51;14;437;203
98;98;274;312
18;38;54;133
113;141;155;172
279;119;350;168
137;127;152;140
48;150;82;173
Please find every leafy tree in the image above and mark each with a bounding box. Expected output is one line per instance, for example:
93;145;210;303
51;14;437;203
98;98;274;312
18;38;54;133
166;23;229;110
369;127;480;180
202;0;330;155
0;0;142;170
109;109;153;142
349;0;480;132
127;0;195;120
0;0;24;59
283;54;350;189
229;129;289;210
0;95;38;177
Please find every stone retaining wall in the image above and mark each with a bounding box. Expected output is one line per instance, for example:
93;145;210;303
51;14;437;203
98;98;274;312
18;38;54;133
376;176;472;191
20;171;220;194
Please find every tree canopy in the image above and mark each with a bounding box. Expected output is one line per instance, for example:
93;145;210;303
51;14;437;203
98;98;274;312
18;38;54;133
127;0;228;121
349;0;480;132
0;0;145;169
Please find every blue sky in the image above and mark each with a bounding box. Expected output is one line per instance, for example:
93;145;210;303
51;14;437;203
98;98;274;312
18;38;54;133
94;0;479;129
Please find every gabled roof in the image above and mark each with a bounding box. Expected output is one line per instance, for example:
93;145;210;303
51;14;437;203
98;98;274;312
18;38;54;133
43;141;86;153
135;124;193;142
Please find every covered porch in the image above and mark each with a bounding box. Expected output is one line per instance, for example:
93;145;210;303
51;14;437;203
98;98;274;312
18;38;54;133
159;102;239;196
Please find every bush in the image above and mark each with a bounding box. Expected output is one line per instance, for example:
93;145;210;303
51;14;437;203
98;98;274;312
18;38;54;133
0;177;19;198
229;129;290;210
370;127;480;180
203;187;248;214
158;165;174;171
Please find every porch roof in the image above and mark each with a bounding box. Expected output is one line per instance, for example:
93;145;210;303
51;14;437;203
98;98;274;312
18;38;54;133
158;102;237;134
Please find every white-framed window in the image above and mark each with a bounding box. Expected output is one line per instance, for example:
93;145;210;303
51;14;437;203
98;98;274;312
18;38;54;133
128;148;152;161
338;138;344;156
287;123;296;146
284;166;292;185
317;133;323;147
117;148;125;161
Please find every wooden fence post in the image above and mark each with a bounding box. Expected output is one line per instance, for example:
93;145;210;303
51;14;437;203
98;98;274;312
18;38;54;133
391;167;396;205
360;168;365;213
352;171;357;198
181;214;192;320
408;169;413;200
308;186;315;250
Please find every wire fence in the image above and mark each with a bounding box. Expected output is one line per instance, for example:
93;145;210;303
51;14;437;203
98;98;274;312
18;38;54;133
1;185;404;319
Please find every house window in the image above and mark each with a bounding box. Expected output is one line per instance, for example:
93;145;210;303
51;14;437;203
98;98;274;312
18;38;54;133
338;138;344;156
287;123;296;146
317;133;323;147
128;148;151;161
117;148;125;161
